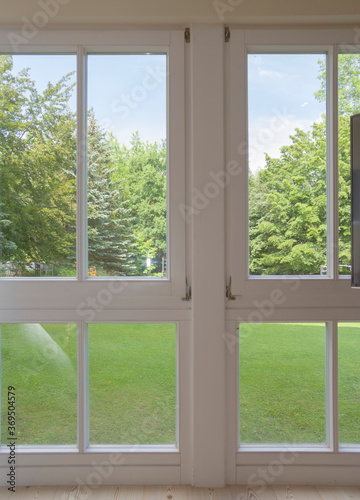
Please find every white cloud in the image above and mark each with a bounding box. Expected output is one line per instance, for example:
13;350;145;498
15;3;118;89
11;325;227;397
257;67;291;79
300;102;309;107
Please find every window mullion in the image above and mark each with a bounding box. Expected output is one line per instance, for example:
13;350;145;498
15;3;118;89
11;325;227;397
326;321;339;452
77;321;88;453
327;45;339;279
77;46;88;281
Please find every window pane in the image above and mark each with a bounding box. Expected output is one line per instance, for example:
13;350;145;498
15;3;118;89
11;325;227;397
87;54;167;277
338;322;360;444
248;54;327;276
0;55;77;278
88;323;176;445
1;323;77;445
338;53;360;276
239;323;326;444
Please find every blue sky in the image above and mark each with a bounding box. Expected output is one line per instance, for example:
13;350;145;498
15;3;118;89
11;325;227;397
11;53;325;163
248;53;327;172
11;53;167;147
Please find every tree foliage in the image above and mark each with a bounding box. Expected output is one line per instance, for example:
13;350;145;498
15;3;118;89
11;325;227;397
249;54;360;275
87;112;136;276
0;55;167;277
0;55;76;274
112;132;167;275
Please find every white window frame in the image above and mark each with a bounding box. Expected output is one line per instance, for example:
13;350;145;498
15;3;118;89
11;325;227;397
2;23;360;489
226;27;360;486
0;28;186;304
226;28;360;293
0;314;191;485
0;28;191;486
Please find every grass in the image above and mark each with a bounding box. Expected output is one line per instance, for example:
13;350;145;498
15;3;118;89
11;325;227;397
88;323;176;445
338;322;360;444
239;322;360;445
1;323;78;445
239;323;326;444
1;323;176;446
2;322;360;446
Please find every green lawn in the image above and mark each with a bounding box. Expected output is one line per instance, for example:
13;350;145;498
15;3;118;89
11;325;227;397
1;323;176;446
1;323;78;445
239;322;360;445
88;323;176;445
338;322;360;444
2;322;360;447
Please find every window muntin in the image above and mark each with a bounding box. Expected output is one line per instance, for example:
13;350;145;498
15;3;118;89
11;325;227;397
239;322;326;445
0;54;77;278
248;53;328;277
86;54;168;278
1;323;77;445
88;323;176;445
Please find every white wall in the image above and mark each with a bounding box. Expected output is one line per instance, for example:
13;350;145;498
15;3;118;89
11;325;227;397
0;0;360;27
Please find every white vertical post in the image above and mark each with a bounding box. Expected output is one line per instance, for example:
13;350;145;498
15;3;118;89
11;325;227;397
327;321;339;452
77;46;88;281
226;320;239;484
78;321;88;453
190;24;226;487
328;46;339;279
227;29;247;295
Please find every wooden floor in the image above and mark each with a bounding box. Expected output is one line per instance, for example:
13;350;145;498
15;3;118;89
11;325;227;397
1;485;360;499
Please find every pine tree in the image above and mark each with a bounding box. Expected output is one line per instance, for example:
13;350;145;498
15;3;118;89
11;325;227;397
87;111;136;276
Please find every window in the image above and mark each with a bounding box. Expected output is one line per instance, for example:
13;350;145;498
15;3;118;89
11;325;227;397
0;54;77;278
227;27;360;485
1;323;77;445
0;27;186;486
0;39;184;288
88;323;176;446
338;322;360;445
338;51;360;276
239;323;326;445
86;54;168;278
1;24;360;490
248;53;328;276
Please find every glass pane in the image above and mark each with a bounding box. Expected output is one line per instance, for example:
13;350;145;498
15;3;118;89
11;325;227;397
248;54;327;276
89;323;176;445
338;53;360;276
0;55;77;277
239;323;326;444
1;323;77;445
87;54;167;277
338;322;360;444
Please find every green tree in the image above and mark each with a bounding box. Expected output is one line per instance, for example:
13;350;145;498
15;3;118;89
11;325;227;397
249;54;360;275
0;55;76;275
87;112;136;276
112;132;167;275
0;56;138;277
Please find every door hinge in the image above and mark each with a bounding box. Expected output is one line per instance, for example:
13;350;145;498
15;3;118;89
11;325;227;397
185;27;190;43
225;26;230;43
182;278;192;301
226;276;236;300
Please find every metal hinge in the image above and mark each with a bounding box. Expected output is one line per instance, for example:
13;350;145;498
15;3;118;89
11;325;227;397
185;27;190;43
181;278;192;301
225;26;230;43
226;276;236;300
